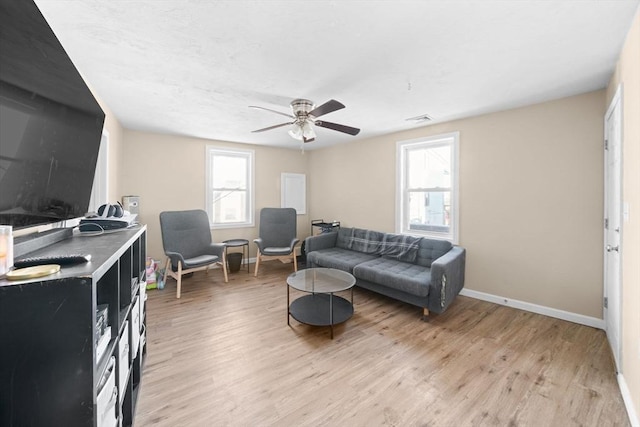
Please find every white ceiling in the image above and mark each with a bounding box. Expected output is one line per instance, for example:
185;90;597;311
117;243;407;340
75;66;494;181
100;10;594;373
34;0;639;150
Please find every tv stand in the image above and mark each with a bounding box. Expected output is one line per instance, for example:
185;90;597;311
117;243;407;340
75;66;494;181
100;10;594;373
13;227;73;258
0;225;147;426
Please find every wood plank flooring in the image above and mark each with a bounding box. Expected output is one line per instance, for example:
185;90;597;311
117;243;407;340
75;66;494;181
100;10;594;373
135;262;630;426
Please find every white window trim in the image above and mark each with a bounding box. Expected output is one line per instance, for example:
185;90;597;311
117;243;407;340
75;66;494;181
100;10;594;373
205;146;255;229
396;132;459;243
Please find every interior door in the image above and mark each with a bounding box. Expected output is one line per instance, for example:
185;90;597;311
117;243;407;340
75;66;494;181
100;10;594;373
604;86;622;371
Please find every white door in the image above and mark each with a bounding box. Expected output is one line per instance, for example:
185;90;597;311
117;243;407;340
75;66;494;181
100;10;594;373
604;86;622;371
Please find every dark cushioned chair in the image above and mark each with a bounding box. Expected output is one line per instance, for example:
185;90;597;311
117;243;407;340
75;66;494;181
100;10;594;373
159;209;228;298
253;207;299;276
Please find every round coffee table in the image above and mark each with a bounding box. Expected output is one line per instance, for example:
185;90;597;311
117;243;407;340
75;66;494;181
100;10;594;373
286;268;356;339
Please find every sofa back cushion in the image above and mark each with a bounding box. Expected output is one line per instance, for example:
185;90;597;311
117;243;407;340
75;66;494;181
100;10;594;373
379;233;422;262
415;238;453;267
348;228;384;254
336;227;353;249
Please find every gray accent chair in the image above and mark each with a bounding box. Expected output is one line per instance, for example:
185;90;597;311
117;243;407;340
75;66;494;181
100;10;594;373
253;207;299;276
159;209;228;298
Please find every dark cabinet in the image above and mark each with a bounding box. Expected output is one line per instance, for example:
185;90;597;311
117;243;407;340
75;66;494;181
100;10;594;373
0;226;147;426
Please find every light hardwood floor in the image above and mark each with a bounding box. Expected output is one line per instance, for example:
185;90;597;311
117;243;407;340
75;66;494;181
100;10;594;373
135;262;630;426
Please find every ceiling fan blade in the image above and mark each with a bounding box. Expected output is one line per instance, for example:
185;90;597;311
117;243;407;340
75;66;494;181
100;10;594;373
315;120;360;136
308;99;345;118
251;122;294;133
249;105;295;119
303;136;315;143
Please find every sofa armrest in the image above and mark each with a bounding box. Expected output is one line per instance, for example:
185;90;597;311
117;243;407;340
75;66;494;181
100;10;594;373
305;231;338;253
428;246;466;313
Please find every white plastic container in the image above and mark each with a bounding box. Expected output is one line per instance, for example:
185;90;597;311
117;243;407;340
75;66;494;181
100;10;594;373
0;226;13;276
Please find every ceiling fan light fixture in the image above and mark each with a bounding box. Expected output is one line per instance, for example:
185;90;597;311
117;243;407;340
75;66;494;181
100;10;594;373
288;124;303;141
302;121;316;140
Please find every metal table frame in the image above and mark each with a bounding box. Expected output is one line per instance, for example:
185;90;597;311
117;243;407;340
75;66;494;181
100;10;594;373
222;239;250;273
286;268;355;339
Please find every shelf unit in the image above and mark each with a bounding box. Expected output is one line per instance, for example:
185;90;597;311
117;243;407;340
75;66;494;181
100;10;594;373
0;226;147;426
311;219;340;236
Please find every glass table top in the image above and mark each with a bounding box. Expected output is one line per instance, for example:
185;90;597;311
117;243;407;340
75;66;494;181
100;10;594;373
287;268;356;293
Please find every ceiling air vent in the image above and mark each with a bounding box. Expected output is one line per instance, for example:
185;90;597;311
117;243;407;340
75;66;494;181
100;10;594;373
405;113;433;122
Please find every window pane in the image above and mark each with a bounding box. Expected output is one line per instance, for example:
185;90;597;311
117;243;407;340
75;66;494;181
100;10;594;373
212;155;247;189
407;145;451;189
212;190;247;223
407;191;451;233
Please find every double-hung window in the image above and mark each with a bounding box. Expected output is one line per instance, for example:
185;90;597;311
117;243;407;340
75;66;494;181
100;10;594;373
206;146;254;228
396;132;459;242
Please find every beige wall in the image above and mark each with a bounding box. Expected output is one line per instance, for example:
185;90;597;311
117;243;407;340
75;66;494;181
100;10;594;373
607;5;640;421
119;130;310;261
309;91;606;318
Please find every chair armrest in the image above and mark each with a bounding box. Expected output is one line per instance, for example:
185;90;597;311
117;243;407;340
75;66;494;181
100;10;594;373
253;238;264;252
164;251;186;268
206;243;226;257
290;238;300;249
428;246;466;313
305;232;338;253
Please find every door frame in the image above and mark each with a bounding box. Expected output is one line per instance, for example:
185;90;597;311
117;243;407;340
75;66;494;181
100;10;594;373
603;84;623;371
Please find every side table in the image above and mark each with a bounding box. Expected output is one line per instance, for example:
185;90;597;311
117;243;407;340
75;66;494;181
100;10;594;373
222;239;250;273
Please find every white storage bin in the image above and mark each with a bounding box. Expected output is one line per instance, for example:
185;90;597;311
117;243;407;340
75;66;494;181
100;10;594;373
118;321;130;403
139;282;146;326
131;296;141;357
140;324;146;355
97;356;117;427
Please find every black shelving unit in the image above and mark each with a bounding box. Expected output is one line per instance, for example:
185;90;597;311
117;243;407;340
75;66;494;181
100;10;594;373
311;219;340;236
0;226;147;427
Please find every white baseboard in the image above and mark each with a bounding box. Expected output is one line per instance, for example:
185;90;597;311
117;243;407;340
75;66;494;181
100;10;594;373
459;288;605;329
618;373;640;427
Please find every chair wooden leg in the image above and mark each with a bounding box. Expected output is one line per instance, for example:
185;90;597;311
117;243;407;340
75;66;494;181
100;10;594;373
163;258;170;285
293;252;298;272
176;261;183;299
254;253;261;277
221;253;228;283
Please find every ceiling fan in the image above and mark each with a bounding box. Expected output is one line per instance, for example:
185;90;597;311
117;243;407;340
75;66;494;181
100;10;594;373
250;99;360;143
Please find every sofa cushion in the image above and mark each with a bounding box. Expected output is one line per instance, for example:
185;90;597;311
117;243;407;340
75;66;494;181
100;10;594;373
306;247;378;273
415;238;453;267
336;227;353;249
379;233;421;262
348;228;384;254
353;258;432;297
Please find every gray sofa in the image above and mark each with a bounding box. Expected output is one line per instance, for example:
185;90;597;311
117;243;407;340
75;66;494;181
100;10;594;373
305;227;466;316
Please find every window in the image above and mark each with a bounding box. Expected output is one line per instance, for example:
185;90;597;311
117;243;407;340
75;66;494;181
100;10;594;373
396;132;459;242
88;131;109;213
206;147;254;228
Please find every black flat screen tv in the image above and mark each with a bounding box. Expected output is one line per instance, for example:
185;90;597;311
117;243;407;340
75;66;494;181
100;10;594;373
0;0;105;230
